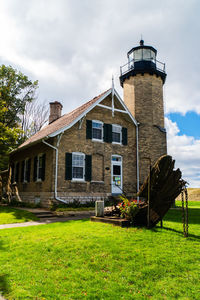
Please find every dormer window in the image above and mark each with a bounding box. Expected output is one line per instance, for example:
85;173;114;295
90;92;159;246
92;121;103;141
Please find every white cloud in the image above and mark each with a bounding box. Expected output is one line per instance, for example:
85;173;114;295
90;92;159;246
165;117;200;187
0;0;200;186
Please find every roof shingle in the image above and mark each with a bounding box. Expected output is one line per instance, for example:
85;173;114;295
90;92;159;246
18;89;110;149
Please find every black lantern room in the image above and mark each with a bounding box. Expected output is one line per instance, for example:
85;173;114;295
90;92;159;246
120;40;166;86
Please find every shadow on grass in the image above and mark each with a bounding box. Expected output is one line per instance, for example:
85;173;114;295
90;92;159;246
162;226;200;241
164;207;200;225
0;274;9;296
0;206;37;222
150;223;200;241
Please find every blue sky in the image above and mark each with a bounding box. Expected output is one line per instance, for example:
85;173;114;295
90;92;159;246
0;0;200;187
167;112;200;139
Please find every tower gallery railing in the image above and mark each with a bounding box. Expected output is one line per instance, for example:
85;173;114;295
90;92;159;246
120;58;166;76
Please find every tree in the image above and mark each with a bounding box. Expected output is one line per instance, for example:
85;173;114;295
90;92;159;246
21;98;49;139
0;65;38;170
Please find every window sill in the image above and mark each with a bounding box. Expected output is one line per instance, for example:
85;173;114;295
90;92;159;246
71;179;86;183
112;142;122;145
92;139;104;143
36;179;42;183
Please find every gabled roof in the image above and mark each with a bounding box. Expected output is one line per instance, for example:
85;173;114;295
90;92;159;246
17;88;137;151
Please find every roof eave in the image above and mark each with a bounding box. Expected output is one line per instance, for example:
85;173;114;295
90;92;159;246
48;89;112;138
10;136;50;155
113;88;138;126
11;88;138;154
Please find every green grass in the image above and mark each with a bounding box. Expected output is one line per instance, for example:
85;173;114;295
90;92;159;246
176;200;199;208
0;206;38;224
0;202;199;299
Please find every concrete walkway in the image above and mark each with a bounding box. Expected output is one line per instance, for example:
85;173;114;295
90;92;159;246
0;215;91;229
0;207;94;230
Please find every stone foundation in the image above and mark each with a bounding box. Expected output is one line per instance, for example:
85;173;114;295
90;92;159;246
19;191;110;208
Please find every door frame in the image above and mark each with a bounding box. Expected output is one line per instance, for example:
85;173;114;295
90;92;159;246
111;154;123;195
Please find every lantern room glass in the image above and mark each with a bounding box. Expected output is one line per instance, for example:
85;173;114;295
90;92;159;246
132;48;156;63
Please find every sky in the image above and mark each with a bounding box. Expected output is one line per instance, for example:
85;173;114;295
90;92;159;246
0;0;200;187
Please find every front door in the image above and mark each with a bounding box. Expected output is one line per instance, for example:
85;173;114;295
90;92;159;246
111;155;122;194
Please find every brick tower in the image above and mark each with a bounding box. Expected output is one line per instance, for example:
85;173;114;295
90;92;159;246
119;40;167;184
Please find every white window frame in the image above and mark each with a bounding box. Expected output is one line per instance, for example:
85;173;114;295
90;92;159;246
72;152;85;181
112;124;122;145
36;154;43;182
92;120;103;142
23;158;29;183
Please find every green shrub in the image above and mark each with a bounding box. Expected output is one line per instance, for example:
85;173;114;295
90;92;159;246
6;199;41;208
50;198;112;211
119;195;139;222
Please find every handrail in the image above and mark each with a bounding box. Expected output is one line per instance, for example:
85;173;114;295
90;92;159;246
120;58;166;76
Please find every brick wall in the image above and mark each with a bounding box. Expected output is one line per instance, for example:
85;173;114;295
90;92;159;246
10;141;55;206
10;99;137;207
57;104;137;199
123;73;167;184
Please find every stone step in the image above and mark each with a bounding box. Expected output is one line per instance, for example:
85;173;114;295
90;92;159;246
33;211;58;218
34;211;54;216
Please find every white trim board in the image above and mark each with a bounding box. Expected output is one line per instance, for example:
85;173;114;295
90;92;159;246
47;88;137;139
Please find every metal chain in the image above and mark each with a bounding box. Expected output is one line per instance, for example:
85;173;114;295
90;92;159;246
181;190;186;237
185;188;189;237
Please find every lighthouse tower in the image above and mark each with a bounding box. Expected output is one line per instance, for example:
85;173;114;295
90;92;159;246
119;40;167;184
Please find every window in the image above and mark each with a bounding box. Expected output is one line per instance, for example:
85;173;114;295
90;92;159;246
14;162;19;183
65;153;92;181
86;119;127;145
37;154;43;180
33;154;46;182
112;156;122;162
72;153;85;180
24;159;29;182
11;162;19;183
112;125;122;144
21;159;31;183
92;121;103;141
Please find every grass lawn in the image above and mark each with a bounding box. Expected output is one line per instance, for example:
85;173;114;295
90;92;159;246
0;202;199;299
0;206;38;225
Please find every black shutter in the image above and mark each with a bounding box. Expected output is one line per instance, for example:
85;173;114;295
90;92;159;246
21;160;25;182
11;163;14;183
41;154;46;181
85;155;92;181
86;120;92;139
16;162;19;183
65;153;72;180
33;156;37;182
27;158;31;182
103;123;112;143
122;127;128;145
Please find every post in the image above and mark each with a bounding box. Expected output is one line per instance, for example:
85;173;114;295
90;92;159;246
181;190;186;237
160;219;163;228
95;200;104;217
185;188;189;237
147;165;151;228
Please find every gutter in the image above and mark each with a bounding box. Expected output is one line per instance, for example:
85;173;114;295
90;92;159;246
42;135;68;204
136;123;140;203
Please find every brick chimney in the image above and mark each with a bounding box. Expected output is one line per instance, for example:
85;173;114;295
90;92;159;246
49;101;63;124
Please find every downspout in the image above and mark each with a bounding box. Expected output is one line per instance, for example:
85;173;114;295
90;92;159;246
136;123;140;203
42;136;67;204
